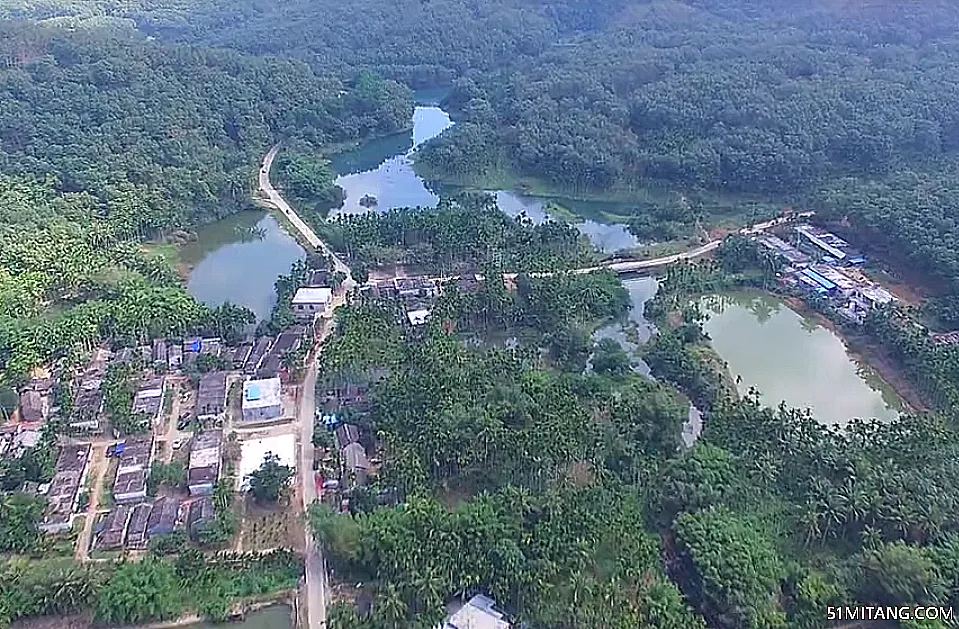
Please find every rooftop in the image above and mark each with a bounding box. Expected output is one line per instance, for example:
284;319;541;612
117;437;153;472
407;309;431;326
197;371;228;414
95;505;132;550
444;595;511;629
189;431;222;471
292;287;332;305
113;470;147;498
148;496;179;533
242;378;282;410
126;503;152;548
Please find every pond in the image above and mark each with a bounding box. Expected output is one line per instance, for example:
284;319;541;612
189;605;293;629
183;212;304;321
184;98;639;315
700;291;903;426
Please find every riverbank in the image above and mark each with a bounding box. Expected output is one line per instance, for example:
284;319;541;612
137;592;295;629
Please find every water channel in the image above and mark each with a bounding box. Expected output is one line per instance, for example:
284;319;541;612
700;291;903;426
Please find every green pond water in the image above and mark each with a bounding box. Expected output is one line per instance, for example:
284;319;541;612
183;211;304;321
186;100;643;314
700;292;903;426
188;605;292;629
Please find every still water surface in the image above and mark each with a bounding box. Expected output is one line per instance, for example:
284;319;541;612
701;292;902;426
183;212;304;321
189;605;292;629
186;102;640;312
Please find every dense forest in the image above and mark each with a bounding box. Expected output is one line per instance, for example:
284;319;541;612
311;263;959;629
0;23;411;380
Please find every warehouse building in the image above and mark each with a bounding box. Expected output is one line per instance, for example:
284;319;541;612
113;437;152;504
196;371;228;422
39;444;91;534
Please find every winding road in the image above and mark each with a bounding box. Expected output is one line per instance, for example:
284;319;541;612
258;144;811;629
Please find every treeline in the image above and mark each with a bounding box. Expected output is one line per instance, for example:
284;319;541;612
320;193;597;276
0;23;412;381
0;23;412;232
316;290;959;629
0;549;301;626
424;1;959;195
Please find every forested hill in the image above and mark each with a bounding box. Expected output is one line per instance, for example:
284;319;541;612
424;0;959;195
0;22;412;379
0;23;412;231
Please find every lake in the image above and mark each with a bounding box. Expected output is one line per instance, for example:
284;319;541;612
186;100;640;313
700;292;903;426
183;211;304;320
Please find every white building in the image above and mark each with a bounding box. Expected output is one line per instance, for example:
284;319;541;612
241;378;283;423
291;287;333;322
407;308;431;327
237;434;296;492
442;595;511;629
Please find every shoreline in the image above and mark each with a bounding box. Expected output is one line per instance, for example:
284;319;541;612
134;592;295;629
777;293;928;414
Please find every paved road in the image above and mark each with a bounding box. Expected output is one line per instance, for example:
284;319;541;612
260;145;356;629
259;146;356;291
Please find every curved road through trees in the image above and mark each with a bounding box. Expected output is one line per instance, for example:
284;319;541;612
258;144;811;629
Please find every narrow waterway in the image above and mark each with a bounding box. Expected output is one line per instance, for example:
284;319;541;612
185;100;641;312
591;276;704;446
700;292;903;426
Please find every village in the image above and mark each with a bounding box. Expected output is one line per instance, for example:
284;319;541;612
0;256;496;567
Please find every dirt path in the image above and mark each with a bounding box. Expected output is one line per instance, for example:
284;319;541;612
74;444;109;561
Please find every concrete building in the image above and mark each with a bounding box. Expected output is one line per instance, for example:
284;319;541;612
132;376;165;426
443;595;511;629
168;345;183;371
188;495;216;539
334;423;360;450
147;496;180;538
406;308;431;327
244;337;273;375
188;431;222;496
18;389;46;424
39;444;91;534
795;225;866;265
241;378;283;423
196;371;228;422
125;503;152;549
291;287;333;321
341;442;370;487
152;339;168;369
113;437;152;504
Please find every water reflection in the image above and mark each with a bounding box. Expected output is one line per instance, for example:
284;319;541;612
701;291;902;425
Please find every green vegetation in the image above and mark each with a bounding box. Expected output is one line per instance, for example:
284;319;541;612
148;460;186;495
248;454;294;504
0;550;299;626
321;193;597;276
0;22;411;383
